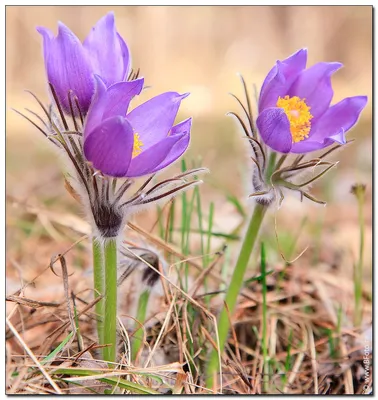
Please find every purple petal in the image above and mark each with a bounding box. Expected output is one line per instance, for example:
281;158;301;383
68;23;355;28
83;75;107;139
288;62;343;119
127;92;189;148
256;107;292;153
326;130;347;145
83;12;130;85
84;76;144;139
126;134;186;177
291;96;367;154
36;26;54;62
150;117;192;173
102;78;144;120
84;116;134;177
117;32;131;80
290;139;329;153
37;23;94;114
309;95;368;141
259;48;307;112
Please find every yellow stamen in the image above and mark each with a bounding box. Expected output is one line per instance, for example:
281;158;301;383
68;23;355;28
276;95;313;143
132;133;143;158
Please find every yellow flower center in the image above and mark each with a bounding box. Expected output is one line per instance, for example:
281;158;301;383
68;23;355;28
276;95;313;143
132;133;144;158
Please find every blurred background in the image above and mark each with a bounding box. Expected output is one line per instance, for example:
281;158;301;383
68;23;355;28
6;5;372;288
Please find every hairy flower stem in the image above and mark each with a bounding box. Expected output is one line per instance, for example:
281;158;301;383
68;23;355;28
92;239;105;355
103;238;118;363
132;289;150;361
206;201;267;388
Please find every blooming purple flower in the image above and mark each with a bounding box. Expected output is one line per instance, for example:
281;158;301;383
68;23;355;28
256;48;368;154
37;12;130;114
16;12;203;241
83;76;191;178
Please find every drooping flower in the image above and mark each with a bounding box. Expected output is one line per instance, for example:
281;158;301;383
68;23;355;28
83;76;191;178
256;48;368;154
37;12;131;114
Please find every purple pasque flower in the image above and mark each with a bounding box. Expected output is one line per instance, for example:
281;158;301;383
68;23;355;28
83;76;191;178
37;12;130;114
256;48;367;154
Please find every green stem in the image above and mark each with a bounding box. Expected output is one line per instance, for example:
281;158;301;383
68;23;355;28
265;151;277;182
206;202;267;388
103;238;118;363
261;243;269;392
92;239;104;353
132;289;150;361
352;185;366;327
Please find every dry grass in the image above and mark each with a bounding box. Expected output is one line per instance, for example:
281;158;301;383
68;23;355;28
6;193;372;394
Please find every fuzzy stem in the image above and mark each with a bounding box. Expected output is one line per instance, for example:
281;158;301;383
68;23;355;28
92;239;105;355
103;238;118;363
206;201;267;388
132;289;150;361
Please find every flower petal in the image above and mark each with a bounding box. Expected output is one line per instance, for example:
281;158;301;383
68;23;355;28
290;139;329;153
259;48;307;112
288;62;343;119
291;96;368;153
326;130;347;145
309;95;368;142
126;134;186;177
36;26;54;62
127;92;189;148
290;131;348;153
102;78;144;120
117;32;131;80
84;116;134;177
37;23;94;113
83;76;144;139
150;117;192;173
256;107;292;153
83;75;107;139
83;12;129;85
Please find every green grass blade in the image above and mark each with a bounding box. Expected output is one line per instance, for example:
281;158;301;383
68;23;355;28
132;289;150;361
261;242;269;392
41;331;74;365
52;368;159;394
